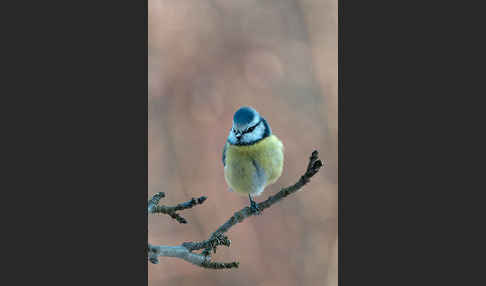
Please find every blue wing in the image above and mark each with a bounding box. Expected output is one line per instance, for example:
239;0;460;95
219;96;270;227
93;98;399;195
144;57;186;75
222;143;227;167
251;160;267;186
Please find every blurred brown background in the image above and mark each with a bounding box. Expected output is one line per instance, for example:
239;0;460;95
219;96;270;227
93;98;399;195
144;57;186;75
148;0;337;285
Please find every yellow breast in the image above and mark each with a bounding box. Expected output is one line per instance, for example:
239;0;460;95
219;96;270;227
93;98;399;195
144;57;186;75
224;135;284;196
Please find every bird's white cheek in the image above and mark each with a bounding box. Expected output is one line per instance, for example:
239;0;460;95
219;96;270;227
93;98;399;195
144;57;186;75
228;131;237;143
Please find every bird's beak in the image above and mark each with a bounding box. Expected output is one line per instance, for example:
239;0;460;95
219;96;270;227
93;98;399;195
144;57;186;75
235;133;242;140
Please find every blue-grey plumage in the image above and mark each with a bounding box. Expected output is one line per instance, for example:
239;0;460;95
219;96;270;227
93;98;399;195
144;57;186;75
223;106;284;212
222;143;227;166
233;107;256;126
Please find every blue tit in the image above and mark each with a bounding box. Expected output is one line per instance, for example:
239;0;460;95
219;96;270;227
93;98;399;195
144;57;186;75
222;106;284;213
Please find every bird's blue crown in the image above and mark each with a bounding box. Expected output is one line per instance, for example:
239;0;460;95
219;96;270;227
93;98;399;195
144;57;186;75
233;106;258;125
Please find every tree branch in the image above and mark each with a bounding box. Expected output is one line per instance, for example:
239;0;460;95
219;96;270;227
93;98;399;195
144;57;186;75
148;192;207;224
148;150;323;269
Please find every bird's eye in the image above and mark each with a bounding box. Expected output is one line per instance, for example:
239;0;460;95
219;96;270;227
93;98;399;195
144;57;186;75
247;125;256;132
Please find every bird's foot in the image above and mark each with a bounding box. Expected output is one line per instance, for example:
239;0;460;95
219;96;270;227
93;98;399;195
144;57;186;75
249;199;262;215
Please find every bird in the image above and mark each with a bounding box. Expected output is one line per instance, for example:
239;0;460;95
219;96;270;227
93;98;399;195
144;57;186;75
222;106;284;214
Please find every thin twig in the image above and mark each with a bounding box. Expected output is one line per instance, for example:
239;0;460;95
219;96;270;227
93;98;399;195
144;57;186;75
148;193;207;224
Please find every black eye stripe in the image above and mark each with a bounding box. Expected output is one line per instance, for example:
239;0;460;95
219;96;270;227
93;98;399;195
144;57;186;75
242;120;261;134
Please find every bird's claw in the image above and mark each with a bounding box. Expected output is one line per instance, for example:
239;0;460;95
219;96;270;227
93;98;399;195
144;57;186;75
250;200;262;215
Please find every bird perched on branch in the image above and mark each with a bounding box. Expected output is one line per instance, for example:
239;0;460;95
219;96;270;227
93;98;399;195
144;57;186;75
222;106;284;213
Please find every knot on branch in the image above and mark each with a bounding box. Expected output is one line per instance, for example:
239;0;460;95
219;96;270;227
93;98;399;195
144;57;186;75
150;192;165;205
300;151;323;184
147;244;160;264
201;232;231;256
305;150;323;178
